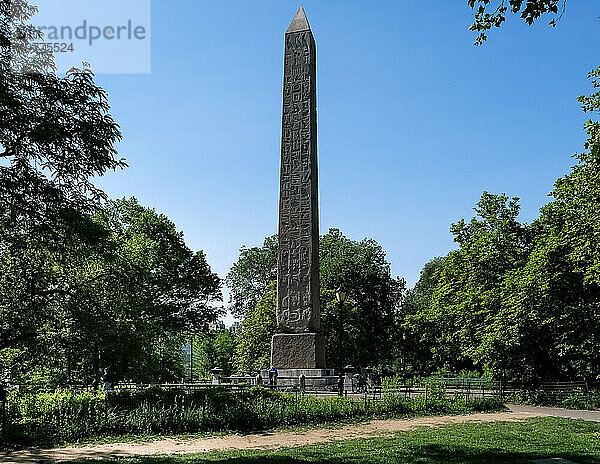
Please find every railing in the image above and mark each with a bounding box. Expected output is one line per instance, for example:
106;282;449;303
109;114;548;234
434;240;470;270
500;380;600;407
0;382;501;448
20;377;498;396
42;378;598;405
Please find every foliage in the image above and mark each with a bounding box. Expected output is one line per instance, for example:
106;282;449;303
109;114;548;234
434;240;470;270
225;235;277;319
504;387;600;410
2;197;222;386
228;229;405;372
400;257;445;376
69;197;221;385
192;330;235;378
319;229;406;371
404;193;535;376
403;68;600;382
96;198;222;334
1;386;503;447
549;67;600;287
468;0;567;44
232;286;277;374
0;0;125;357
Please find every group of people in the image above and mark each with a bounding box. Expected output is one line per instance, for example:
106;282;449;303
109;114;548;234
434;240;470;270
92;366;114;392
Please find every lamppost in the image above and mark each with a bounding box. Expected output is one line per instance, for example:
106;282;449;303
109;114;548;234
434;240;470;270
190;335;194;383
335;287;347;396
66;326;71;386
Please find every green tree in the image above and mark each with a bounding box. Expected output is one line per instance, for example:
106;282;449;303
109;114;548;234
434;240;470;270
213;330;235;375
547;68;600;288
463;1;600;381
402;69;600;382
6;198;223;386
0;0;125;381
490;68;600;381
405;193;534;376
225;235;277;319
228;229;405;372
193;329;235;378
401;257;445;377
320;229;405;371
83;198;222;383
232;285;277;374
515;67;600;380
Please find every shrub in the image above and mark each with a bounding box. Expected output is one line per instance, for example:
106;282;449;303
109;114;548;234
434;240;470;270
505;388;600;410
1;386;502;447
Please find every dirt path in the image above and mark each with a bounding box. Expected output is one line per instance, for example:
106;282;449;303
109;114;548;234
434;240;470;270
1;411;545;463
507;404;600;422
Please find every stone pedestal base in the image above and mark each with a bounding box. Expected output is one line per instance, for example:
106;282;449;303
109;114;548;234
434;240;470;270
271;333;326;369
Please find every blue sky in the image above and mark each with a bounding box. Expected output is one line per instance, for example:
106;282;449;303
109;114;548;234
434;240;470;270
85;0;597;313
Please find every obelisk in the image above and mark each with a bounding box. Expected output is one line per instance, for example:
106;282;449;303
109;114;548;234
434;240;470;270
271;6;325;369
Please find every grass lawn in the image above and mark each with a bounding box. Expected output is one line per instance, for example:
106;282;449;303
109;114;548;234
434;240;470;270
74;417;600;464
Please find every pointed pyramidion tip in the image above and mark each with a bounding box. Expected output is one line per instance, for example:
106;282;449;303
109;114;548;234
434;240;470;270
286;5;311;33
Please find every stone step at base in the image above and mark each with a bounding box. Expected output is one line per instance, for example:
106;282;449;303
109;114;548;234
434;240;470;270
260;368;337;387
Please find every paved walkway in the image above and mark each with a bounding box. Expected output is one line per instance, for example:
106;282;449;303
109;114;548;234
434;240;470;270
1;411;542;463
507;404;600;422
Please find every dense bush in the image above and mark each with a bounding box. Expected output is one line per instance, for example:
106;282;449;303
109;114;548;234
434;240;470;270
1;386;503;447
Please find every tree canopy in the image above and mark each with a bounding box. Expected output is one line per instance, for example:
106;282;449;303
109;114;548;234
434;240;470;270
0;0;222;386
225;235;277;319
232;285;277;374
0;0;125;361
403;68;600;381
228;229;405;373
2;197;222;386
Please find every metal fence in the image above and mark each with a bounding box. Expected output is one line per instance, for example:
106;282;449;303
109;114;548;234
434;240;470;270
500;380;600;406
6;377;597;446
0;378;504;446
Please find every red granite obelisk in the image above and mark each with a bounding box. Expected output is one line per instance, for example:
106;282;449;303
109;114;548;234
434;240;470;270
271;6;325;369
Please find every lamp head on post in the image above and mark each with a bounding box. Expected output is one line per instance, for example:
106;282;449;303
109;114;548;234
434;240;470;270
335;287;346;304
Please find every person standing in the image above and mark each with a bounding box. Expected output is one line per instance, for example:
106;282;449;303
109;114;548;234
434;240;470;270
268;366;278;386
101;366;114;392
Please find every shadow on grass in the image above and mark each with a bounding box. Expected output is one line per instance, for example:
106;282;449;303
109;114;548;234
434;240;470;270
53;444;598;464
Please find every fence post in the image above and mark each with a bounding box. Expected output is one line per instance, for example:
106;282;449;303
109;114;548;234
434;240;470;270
587;382;591;410
0;386;5;443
